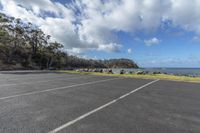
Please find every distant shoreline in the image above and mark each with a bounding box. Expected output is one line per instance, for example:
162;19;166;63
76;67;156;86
111;68;200;77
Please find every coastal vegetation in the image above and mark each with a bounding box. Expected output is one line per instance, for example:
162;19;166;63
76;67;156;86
0;13;138;70
1;12;199;83
58;70;200;83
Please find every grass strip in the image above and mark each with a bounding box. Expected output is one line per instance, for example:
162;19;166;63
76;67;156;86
56;70;200;83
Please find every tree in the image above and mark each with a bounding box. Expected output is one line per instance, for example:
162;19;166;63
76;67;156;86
0;13;139;70
45;42;64;68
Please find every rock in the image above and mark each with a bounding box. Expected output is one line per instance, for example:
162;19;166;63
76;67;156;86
76;68;104;73
101;69;113;74
84;68;89;72
92;69;96;72
102;69;108;73
129;71;133;74
99;69;103;73
136;71;146;75
153;71;161;74
120;69;125;74
108;69;113;74
94;68;102;72
81;69;85;72
144;71;149;74
88;69;93;72
76;69;80;72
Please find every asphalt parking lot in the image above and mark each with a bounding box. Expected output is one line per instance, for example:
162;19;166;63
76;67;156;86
0;71;200;133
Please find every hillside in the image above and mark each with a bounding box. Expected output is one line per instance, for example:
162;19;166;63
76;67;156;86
0;13;138;70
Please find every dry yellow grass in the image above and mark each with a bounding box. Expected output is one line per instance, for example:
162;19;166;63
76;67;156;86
57;70;200;83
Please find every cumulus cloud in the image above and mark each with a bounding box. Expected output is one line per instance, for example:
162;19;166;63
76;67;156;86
164;0;200;35
98;43;122;53
144;37;161;46
1;0;200;54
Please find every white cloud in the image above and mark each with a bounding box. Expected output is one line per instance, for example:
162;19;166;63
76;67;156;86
165;0;200;35
192;36;200;42
0;0;126;53
98;43;122;53
144;37;161;46
139;57;200;67
1;0;200;54
127;48;132;54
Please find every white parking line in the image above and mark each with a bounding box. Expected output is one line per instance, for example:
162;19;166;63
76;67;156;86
0;73;58;81
0;75;91;87
0;73;79;82
49;79;159;133
0;77;121;100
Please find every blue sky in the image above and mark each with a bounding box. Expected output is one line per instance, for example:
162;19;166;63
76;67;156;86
1;0;200;67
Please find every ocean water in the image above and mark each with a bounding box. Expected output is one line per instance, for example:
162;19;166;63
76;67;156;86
112;68;200;77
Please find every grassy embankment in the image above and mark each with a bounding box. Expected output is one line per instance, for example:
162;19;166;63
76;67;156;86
57;70;200;83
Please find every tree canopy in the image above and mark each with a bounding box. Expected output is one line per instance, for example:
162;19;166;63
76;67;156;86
0;13;138;70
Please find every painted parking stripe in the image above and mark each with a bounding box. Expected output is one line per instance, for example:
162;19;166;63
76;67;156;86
0;77;121;100
0;73;77;82
0;75;93;87
49;79;159;133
